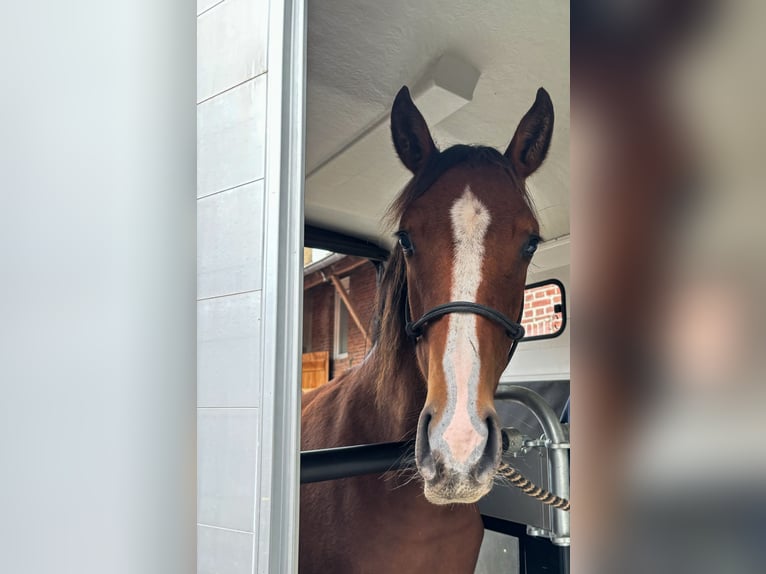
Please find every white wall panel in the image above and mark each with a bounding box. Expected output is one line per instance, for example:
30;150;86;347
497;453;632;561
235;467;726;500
197;408;260;531
198;0;224;16
197;75;267;198
197;525;254;574
198;180;264;299
197;0;268;101
198;292;262;408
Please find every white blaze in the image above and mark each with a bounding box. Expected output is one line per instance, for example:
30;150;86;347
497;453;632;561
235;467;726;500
432;186;491;465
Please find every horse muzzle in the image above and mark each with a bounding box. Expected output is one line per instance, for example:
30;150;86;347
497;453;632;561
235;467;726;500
415;407;502;504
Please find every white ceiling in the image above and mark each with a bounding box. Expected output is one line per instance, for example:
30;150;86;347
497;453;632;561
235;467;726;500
305;0;569;247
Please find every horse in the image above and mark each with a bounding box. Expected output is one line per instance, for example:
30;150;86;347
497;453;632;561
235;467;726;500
300;85;554;573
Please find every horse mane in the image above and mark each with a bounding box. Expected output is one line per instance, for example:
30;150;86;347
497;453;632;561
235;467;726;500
369;242;411;410
371;144;534;411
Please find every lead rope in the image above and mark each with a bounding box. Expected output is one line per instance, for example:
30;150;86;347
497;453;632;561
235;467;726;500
496;462;571;511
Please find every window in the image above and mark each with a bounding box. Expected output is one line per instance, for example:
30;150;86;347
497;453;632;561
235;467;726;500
520;279;566;341
302;291;313;353
334;276;350;358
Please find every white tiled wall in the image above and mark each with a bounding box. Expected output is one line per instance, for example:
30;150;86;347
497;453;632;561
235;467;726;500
198;292;262;407
197;181;265;299
198;0;225;17
198;408;261;530
197;0;268;102
198;524;254;574
197;1;270;571
197;76;267;198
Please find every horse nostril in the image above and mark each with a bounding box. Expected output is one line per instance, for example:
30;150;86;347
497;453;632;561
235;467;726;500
486;415;502;459
415;410;437;481
473;416;502;481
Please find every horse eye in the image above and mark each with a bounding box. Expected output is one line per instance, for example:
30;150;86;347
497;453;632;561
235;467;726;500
523;237;539;258
397;232;414;256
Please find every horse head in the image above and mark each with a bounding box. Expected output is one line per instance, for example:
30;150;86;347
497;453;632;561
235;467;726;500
389;86;553;504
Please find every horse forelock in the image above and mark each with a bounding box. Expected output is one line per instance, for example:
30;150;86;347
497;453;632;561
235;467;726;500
384;144;534;227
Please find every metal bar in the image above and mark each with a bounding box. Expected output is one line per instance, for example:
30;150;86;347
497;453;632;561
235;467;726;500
300;441;413;484
304;224;389;261
495;385;570;545
329;274;371;345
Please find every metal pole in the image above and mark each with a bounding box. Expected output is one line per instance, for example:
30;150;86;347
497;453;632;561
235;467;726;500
300;441;413;484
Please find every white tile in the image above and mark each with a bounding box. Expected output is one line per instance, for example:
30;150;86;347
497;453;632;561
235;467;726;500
198;0;224;17
198;76;266;198
198;180;264;299
198;525;253;574
198;408;260;531
198;0;268;101
198;292;262;407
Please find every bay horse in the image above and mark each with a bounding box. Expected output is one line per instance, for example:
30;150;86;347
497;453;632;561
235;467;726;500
300;85;554;573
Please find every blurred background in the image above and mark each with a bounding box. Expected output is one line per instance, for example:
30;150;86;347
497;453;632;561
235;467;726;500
571;1;766;572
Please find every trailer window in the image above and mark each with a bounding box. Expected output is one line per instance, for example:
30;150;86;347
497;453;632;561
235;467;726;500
520;280;566;341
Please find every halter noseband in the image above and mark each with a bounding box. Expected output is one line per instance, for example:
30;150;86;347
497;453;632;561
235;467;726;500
404;299;526;358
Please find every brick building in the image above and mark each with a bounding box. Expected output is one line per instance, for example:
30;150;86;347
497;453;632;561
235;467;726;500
303;253;379;385
521;282;564;338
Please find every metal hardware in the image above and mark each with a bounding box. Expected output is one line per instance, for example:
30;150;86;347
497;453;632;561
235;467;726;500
495;385;571;545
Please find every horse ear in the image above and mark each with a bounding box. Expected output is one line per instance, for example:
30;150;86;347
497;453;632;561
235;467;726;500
391;86;437;174
504;88;554;179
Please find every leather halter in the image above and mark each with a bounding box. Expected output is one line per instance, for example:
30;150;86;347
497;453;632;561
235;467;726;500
404;298;526;359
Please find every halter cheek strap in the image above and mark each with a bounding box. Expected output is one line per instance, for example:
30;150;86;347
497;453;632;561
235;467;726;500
404;299;526;358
